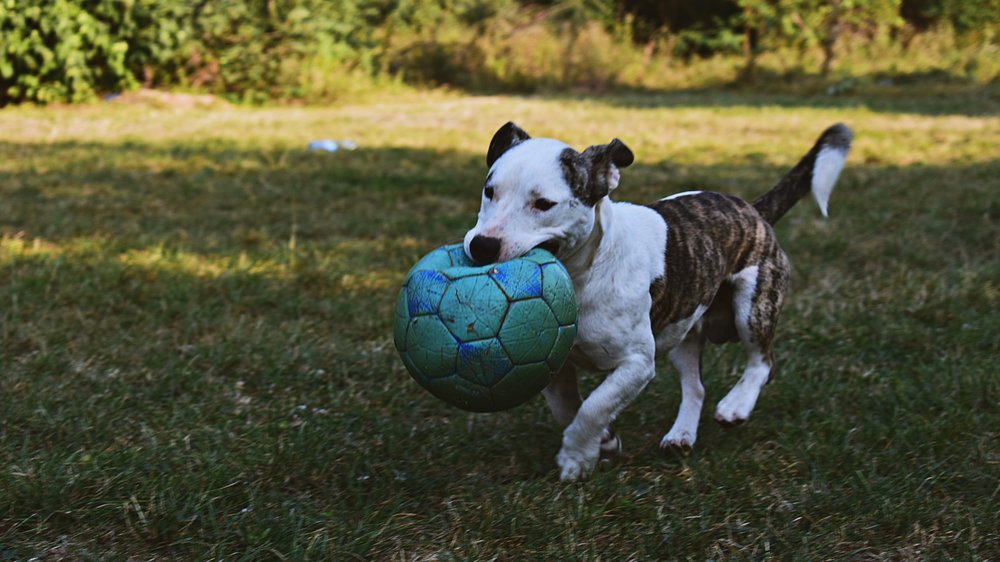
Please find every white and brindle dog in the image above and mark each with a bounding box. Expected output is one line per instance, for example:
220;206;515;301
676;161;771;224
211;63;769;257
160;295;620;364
464;122;852;481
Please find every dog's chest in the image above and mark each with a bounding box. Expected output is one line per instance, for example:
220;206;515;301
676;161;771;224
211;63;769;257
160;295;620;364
566;203;667;370
570;275;653;371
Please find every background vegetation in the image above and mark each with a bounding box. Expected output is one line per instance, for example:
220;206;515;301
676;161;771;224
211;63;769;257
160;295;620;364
1;0;998;104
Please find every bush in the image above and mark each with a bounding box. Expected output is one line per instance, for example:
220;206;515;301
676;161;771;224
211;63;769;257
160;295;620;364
0;0;996;104
0;0;385;104
1;1;125;103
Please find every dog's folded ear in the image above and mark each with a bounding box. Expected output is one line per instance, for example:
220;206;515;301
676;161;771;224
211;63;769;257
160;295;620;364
487;122;531;168
605;139;634;169
581;138;635;202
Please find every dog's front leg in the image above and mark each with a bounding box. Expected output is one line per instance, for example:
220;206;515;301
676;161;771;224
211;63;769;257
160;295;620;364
556;350;655;481
544;364;625;461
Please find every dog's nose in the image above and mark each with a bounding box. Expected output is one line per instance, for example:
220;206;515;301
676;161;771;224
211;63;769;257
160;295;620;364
469;235;501;264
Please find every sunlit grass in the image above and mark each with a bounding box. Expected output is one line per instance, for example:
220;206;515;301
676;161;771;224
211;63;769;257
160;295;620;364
1;92;997;559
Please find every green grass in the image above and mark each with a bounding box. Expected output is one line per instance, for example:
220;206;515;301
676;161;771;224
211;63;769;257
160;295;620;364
1;90;998;560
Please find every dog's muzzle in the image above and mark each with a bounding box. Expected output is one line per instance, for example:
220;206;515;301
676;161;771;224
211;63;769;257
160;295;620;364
469;235;502;264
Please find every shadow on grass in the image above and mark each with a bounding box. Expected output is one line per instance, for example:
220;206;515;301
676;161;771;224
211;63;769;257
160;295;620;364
1;137;997;261
391;35;997;118
3;135;995;413
0;139;491;252
394;52;1000;117
541;68;1000;117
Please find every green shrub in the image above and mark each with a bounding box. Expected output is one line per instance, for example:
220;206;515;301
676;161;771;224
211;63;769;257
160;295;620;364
1;0;125;103
0;0;996;104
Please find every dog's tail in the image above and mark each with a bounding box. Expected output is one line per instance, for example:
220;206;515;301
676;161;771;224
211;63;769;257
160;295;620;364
752;123;852;224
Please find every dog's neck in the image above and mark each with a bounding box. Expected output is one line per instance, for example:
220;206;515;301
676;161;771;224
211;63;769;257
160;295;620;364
559;198;611;279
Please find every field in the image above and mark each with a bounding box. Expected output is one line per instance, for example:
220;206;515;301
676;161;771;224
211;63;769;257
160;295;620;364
1;89;997;559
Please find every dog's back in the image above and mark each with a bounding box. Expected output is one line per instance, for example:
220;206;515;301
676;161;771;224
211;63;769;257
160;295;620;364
648;123;852;353
647;192;784;342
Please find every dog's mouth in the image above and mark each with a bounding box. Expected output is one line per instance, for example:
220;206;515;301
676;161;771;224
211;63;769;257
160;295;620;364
535;239;561;255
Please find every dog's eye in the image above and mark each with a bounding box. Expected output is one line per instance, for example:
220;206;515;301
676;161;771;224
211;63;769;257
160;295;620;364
533;198;557;211
484;186;495;200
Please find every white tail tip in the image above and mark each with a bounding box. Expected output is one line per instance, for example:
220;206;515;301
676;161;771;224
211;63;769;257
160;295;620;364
812;144;847;217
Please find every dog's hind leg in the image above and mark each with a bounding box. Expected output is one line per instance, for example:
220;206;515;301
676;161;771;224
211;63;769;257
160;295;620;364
714;258;788;427
714;349;772;427
660;332;706;451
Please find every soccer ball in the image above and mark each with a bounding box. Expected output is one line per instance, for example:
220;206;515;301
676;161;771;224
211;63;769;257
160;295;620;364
394;244;578;412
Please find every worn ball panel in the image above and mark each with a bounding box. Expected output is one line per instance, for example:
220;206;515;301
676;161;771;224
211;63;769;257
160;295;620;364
393;290;409;352
498;299;559;364
394;243;579;412
490;362;552;410
406;269;450;317
408;244;469;274
520;250;558;266
439;274;508;341
547;325;578;371
490;259;543;300
423;374;494;413
404;315;456;379
456;337;513;387
541;263;577;326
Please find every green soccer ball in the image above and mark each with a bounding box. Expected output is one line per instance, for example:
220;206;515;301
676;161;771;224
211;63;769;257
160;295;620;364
394;244;578;412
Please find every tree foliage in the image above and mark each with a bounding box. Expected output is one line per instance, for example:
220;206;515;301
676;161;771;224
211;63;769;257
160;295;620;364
0;0;995;104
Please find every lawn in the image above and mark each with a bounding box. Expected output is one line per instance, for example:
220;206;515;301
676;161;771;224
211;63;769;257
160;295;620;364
1;90;997;560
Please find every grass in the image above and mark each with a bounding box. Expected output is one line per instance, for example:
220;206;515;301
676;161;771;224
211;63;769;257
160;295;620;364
1;89;998;560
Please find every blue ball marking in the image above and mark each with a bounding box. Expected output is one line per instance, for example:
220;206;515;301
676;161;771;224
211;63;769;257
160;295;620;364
445;244;474;266
490;259;543;300
457;338;513;387
406;269;449;316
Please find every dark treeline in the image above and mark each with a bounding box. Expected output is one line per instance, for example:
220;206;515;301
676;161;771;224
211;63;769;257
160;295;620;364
0;0;995;104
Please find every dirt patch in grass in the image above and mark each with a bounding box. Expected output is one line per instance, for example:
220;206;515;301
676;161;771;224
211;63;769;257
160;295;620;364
108;88;231;110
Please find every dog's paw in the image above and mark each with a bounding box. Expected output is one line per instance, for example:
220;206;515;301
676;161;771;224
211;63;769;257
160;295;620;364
714;395;752;427
714;413;746;428
557;449;596;481
599;428;622;457
597;428;628;469
556;439;601;481
660;428;697;452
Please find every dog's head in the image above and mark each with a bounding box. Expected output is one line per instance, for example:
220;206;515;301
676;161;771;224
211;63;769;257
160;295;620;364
464;122;634;264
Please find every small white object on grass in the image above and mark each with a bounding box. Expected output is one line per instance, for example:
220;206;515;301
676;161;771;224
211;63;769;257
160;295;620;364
308;140;339;152
308;139;358;152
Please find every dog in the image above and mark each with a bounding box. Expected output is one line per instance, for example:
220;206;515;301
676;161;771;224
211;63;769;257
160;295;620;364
463;122;851;481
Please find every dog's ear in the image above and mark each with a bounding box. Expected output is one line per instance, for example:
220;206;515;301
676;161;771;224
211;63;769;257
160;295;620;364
487;122;531;168
580;138;634;202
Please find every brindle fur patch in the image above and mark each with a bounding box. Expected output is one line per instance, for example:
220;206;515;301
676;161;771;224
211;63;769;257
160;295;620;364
560;140;634;207
647;192;788;356
559;148;591;205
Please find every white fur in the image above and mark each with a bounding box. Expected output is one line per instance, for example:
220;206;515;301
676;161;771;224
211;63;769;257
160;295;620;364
661;337;705;450
606;165;621;191
715;351;771;425
812;145;847;217
715;266;770;425
464;139;595;262
661;190;703;201
553;202;665;479
654;304;707;352
467;139;672;480
729;265;760;343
